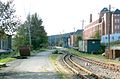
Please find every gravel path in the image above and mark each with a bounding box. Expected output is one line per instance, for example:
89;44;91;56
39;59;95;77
0;50;60;79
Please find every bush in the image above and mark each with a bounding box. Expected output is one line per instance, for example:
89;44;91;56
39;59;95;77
98;44;106;54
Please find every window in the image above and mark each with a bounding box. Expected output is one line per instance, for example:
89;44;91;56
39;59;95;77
115;25;117;30
114;25;120;30
117;14;120;16
115;19;120;23
118;25;120;29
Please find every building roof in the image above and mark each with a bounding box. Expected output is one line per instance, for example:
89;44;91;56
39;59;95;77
113;9;120;14
100;7;109;13
75;29;83;35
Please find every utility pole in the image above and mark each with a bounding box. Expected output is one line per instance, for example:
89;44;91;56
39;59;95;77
73;27;76;47
108;5;111;57
23;0;31;46
81;20;85;39
81;20;85;30
28;14;32;46
81;20;85;51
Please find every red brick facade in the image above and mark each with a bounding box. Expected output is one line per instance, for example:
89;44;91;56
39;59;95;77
83;8;120;39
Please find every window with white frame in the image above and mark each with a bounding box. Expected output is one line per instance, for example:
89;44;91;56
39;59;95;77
115;19;117;23
115;19;120;23
118;25;120;29
117;25;119;29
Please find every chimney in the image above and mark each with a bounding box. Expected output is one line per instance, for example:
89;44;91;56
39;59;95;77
90;14;92;23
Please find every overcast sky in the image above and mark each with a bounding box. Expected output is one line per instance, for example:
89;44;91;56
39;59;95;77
2;0;120;35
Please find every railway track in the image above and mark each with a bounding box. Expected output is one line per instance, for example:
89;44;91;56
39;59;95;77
60;50;120;79
62;54;102;79
77;56;120;72
71;55;120;79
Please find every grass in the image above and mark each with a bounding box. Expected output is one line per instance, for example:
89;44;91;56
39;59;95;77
0;57;16;63
0;51;18;63
49;53;68;79
49;54;58;63
67;48;120;64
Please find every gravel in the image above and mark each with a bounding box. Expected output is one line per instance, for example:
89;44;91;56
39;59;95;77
71;56;120;79
0;50;60;79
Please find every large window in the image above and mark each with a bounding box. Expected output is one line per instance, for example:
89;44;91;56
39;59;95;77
115;19;120;23
115;25;120;30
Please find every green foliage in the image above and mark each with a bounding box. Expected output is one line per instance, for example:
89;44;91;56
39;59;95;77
13;13;48;50
110;40;120;46
98;44;106;54
76;35;82;47
0;0;20;35
94;30;100;39
0;57;16;63
30;13;48;49
13;23;29;48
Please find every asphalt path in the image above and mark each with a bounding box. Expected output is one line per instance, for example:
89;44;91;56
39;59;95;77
0;50;60;79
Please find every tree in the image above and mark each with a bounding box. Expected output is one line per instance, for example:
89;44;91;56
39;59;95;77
94;30;100;39
0;0;20;35
30;13;48;49
13;22;29;48
14;13;48;49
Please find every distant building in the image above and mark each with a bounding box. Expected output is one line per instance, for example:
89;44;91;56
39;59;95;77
48;32;73;47
83;7;120;40
48;29;83;48
0;30;12;52
68;30;83;47
69;34;77;47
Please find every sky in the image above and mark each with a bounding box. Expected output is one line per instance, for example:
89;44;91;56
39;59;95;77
2;0;120;35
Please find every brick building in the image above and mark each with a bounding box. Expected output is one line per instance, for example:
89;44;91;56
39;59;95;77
83;7;120;40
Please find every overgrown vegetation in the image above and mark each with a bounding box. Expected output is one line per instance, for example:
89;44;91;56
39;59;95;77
0;57;16;63
13;13;48;50
0;50;18;63
67;48;120;63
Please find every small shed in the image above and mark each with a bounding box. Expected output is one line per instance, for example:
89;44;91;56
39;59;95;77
79;39;101;53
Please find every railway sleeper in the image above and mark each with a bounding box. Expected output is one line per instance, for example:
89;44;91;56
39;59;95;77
82;57;120;72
